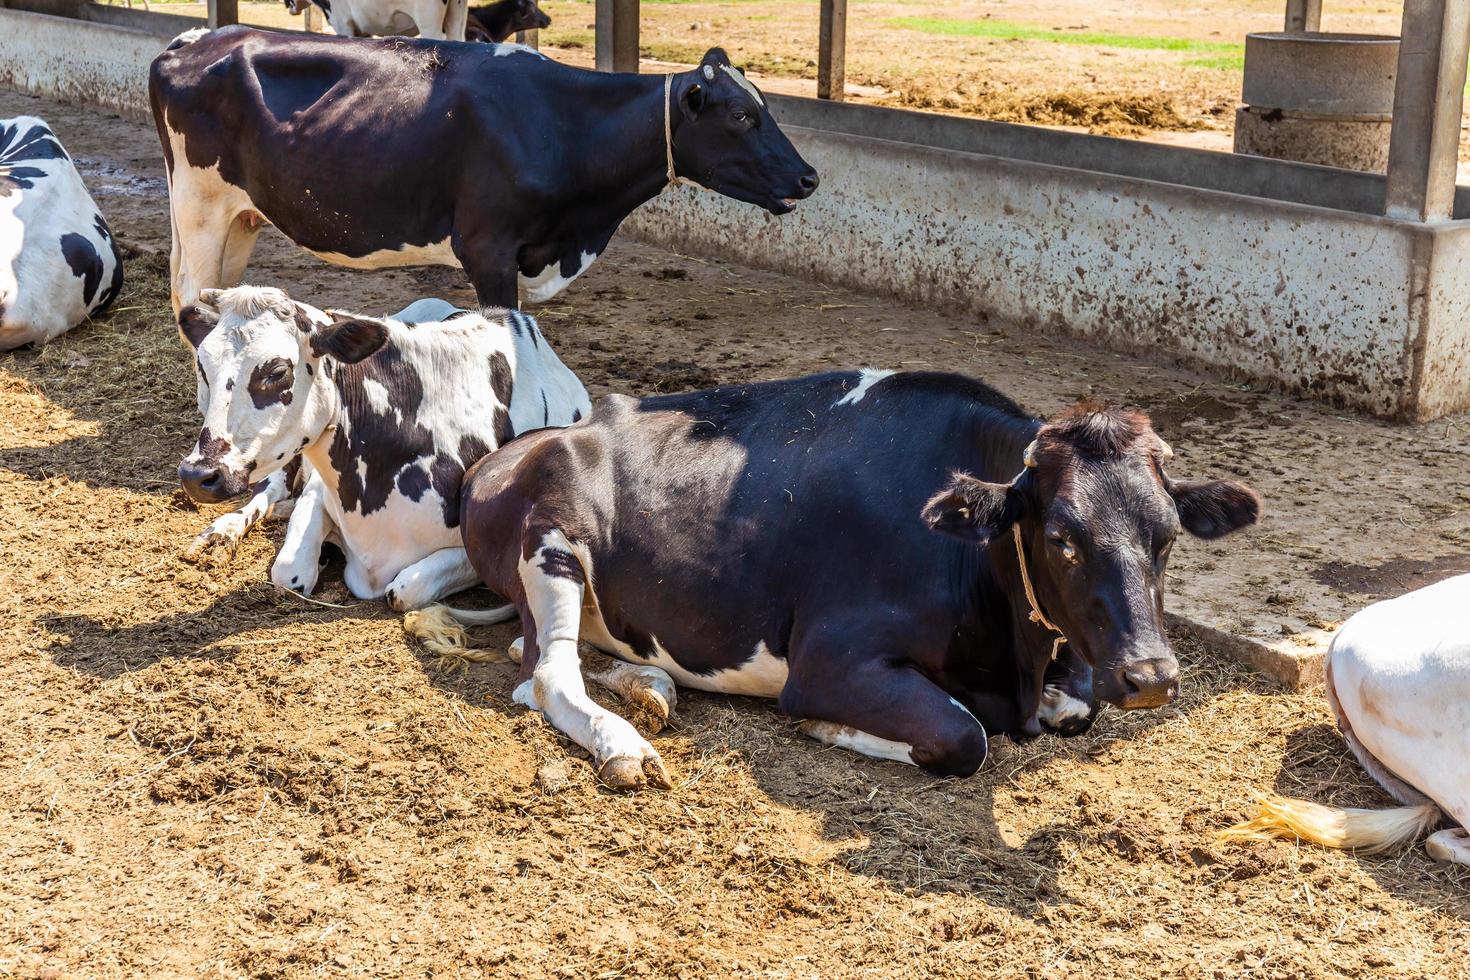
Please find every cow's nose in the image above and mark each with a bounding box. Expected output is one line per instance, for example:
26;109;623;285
1116;658;1180;710
179;460;227;503
798;171;820;195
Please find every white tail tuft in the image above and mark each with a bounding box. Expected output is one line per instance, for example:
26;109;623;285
1220;791;1442;854
402;603;517;665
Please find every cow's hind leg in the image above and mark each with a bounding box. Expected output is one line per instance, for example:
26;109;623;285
384;547;482;612
514;528;671;789
506;641;676;733
219;211;264;290
167;160;254;314
780;637;989;776
1426;827;1470;865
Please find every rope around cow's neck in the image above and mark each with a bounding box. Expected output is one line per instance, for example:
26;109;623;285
1011;523;1067;662
664;74;680;186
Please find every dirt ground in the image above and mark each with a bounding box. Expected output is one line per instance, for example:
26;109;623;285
4;90;1470;977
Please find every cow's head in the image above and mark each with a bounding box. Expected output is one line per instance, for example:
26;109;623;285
923;405;1261;712
671;49;819;215
466;0;550;42
176;285;385;503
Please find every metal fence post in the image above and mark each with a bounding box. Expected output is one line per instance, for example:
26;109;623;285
207;0;238;28
817;0;847;100
596;0;639;73
1383;0;1470;220
1284;0;1322;32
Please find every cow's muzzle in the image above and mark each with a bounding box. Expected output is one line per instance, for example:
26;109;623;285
179;460;244;504
1098;656;1179;710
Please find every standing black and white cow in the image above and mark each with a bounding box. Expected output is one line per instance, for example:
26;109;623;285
0;117;123;350
283;0;470;40
465;0;550;43
424;372;1262;788
177;285;590;609
149;29;818;312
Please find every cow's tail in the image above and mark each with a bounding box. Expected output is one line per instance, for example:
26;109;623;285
1219;794;1442;854
1220;651;1444;854
402;603;518;664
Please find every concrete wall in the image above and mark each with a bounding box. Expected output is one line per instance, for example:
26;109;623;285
0;7;163;122
624;129;1447;417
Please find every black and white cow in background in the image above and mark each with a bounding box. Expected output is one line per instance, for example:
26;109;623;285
177;285;590;610
465;0;550;43
420;372;1263;788
149;29;818;312
283;0;470;40
0;117;123;350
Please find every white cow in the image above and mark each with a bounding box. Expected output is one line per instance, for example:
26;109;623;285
176;285;589;610
1225;573;1470;864
284;0;469;40
0;117;123;350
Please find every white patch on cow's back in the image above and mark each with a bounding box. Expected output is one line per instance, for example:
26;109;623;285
1037;684;1091;728
519;250;599;304
361;377;399;419
492;42;547;58
307;237;460;271
833;368;895;408
720;64;765;106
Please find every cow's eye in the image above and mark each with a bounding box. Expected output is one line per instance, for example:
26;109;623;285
267;365;289;384
1048;532;1079;564
732;108;749;122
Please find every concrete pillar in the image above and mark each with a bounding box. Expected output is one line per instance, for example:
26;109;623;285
1284;0;1322;32
817;0;847;100
516;28;540;49
207;0;237;28
596;0;639;73
1384;0;1470;220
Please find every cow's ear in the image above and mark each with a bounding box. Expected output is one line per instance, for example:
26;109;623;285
682;80;708;120
178;303;220;349
1170;478;1261;539
923;474;1021;543
310;315;389;363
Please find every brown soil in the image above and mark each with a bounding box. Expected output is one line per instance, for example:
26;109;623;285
4;89;1470;978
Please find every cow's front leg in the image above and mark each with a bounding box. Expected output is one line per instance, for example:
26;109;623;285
442;0;470;40
780;639;989;777
270;469;334;595
452;235;520;308
186;465;298;560
513;528;673;790
1034;643;1099;737
384;547;481;612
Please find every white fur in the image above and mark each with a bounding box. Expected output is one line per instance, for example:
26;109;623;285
492;42;547;59
719;64;765;106
520;251;598;305
0;116;121;349
832;369;895;408
798;720;914;765
1037;684;1091;728
286;0;470;39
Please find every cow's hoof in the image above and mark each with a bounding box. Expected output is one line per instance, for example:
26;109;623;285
1426;827;1470;865
624;683;675;736
508;636;525;664
597;753;673;791
185;525;242;560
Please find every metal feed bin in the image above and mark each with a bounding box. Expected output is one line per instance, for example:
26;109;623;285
1235;32;1399;172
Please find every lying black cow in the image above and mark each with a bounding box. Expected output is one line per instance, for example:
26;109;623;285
149;29;817;312
427;371;1261;788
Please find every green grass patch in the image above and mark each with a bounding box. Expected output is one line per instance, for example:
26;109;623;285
1182;54;1246;71
888;17;1241;54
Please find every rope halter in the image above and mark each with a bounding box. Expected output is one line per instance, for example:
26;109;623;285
663;73;681;187
1014;439;1067;662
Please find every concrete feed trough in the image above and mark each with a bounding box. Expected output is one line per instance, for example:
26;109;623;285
1235;32;1400;172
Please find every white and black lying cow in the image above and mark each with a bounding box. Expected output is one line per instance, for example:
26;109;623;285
1224;574;1470;865
149;29;817;311
0;117;123;350
421;372;1262;788
177;285;590;609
